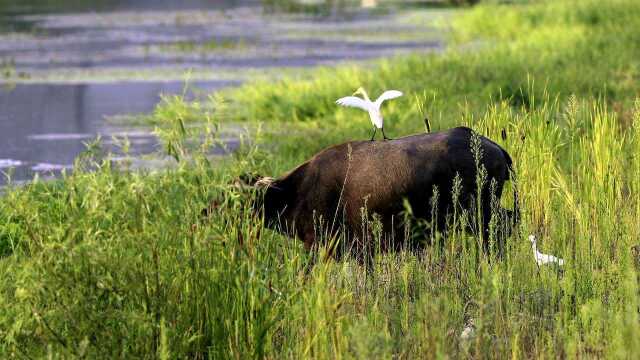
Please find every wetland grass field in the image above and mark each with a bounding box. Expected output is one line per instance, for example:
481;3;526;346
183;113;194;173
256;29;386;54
2;0;640;358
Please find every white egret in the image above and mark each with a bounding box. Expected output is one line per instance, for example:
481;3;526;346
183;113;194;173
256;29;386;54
335;87;403;141
459;318;475;341
529;235;564;267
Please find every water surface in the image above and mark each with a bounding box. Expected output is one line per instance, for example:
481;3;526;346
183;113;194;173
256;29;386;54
0;0;445;184
0;80;241;184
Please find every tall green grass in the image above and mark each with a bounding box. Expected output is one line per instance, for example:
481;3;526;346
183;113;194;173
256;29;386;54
2;0;640;358
231;0;639;128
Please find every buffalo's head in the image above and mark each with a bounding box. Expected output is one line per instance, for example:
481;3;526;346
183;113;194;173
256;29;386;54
201;171;295;232
200;173;277;220
235;173;291;228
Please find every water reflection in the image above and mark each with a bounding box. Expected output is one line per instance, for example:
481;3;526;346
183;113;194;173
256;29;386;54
0;80;239;184
0;0;258;16
0;0;259;33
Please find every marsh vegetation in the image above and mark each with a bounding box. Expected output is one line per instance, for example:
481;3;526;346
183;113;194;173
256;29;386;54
2;0;640;358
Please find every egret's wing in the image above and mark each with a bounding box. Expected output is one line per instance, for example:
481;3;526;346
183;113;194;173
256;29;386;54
374;90;403;107
336;96;371;111
548;254;564;266
540;253;553;264
539;252;564;266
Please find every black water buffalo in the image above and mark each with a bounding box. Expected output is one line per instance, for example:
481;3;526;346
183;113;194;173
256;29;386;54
247;127;518;257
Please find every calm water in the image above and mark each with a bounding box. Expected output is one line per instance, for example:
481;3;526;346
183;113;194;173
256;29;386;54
0;0;257;14
0;80;241;184
0;0;258;34
0;1;257;184
0;0;443;184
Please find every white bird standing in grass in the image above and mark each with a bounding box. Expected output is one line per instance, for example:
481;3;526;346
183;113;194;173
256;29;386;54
336;87;403;141
459;318;476;342
529;235;564;267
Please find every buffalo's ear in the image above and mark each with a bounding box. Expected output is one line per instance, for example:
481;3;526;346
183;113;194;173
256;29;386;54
254;177;276;189
235;173;278;192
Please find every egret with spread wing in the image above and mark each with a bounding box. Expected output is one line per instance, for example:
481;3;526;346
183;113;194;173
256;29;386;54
336;87;403;141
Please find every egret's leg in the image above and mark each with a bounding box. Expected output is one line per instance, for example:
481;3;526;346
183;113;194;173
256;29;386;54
382;127;392;140
370;127;377;141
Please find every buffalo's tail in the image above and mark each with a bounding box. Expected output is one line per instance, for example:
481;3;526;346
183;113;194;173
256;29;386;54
500;147;520;227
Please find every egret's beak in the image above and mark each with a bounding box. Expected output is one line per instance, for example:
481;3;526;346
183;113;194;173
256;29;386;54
352;87;365;97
